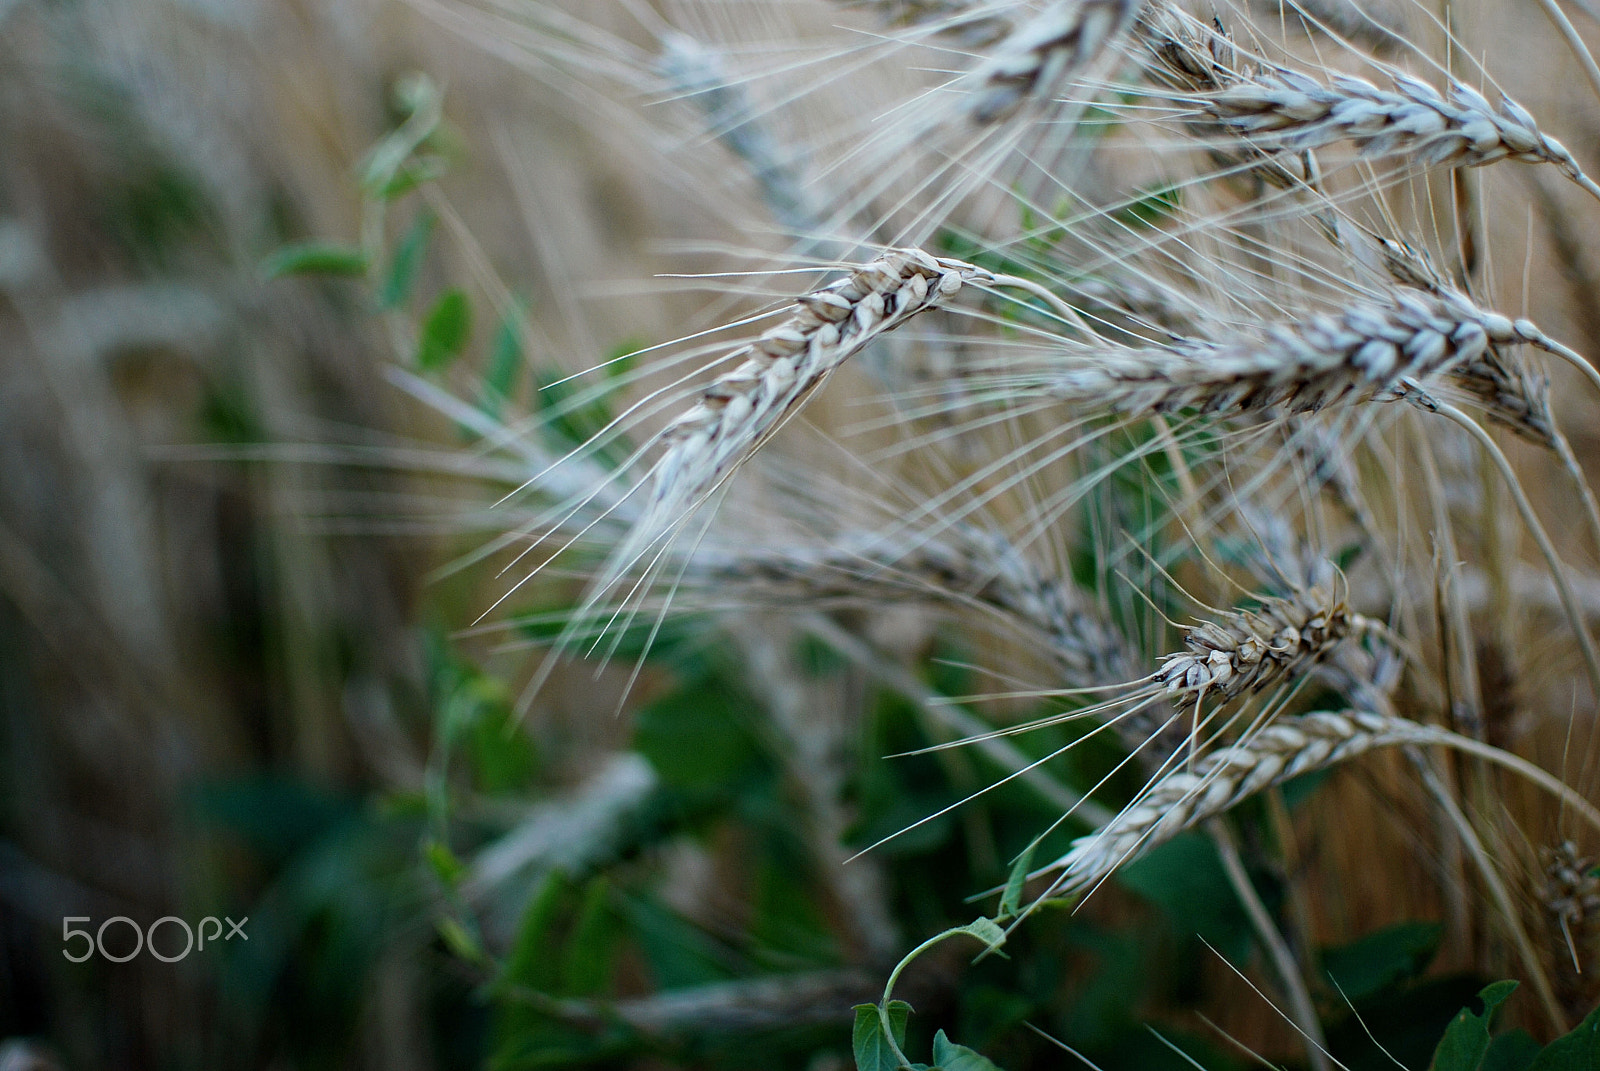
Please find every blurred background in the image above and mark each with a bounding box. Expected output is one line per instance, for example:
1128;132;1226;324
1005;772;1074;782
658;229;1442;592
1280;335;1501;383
6;2;1600;1069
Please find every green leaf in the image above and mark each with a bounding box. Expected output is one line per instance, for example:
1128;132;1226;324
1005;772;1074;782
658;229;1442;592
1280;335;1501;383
958;917;1007;953
380;209;435;309
361;73;442;195
620;893;737;989
499;872;569;992
602;337;644;380
1429;980;1520;1071
558;878;616;997
853;1001;911;1071
1116;832;1255;963
417;289;471;371
260;241;368;279
532;368;621;460
378;155;450;200
633;671;762;792
1322;921;1444;1002
1110;182;1182;230
436;916;488;967
1527;1002;1600;1070
1484;1031;1542;1071
478;305;526;420
424;837;467;888
932;1030;1005;1071
999;844;1037;920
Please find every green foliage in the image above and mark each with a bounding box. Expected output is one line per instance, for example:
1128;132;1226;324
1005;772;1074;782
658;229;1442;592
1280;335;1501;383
1526;1003;1600;1069
479;303;527;419
261;241;369;279
1431;980;1521;1071
1322;921;1445;1002
532;367;625;462
1114;833;1256;964
931;1029;1005;1071
853;1001;912;1071
381;208;436;308
851;920;1010;1070
417;289;472;370
1417;983;1600;1071
1110;183;1183;230
105;163;216;267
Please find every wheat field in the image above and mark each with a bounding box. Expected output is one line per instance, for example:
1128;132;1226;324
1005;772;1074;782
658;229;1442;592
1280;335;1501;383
6;1;1600;1068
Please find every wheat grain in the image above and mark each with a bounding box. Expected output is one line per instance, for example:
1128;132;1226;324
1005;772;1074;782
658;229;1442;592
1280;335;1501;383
1136;6;1319;191
1450;350;1556;448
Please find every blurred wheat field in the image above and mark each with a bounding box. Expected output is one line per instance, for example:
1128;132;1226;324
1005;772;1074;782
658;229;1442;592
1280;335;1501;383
7;1;1600;1069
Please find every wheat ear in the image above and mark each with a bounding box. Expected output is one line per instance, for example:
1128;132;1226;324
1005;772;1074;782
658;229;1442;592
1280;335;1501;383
1043;711;1600;897
1202;68;1600;201
1152;584;1365;703
629;249;990;562
1138;6;1600;202
970;0;1143;123
700;522;1135;686
1039;288;1530;418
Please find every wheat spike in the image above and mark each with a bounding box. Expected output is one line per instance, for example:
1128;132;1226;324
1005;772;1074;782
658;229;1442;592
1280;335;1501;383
631;249;990;560
1203;67;1600;199
1038;287;1534;418
1044;711;1446;894
970;0;1143;123
699;522;1134;684
1153;584;1363;703
1138;5;1600;201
